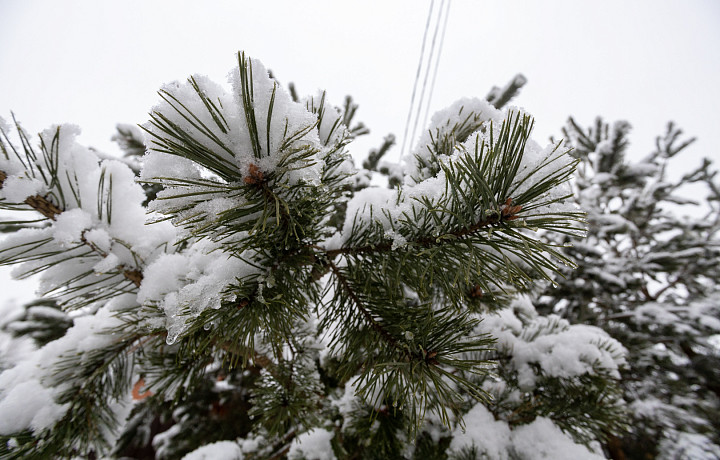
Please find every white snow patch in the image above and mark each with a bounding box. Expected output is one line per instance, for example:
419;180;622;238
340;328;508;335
288;428;336;460
182;440;243;460
511;417;604;459
1;174;46;202
449;404;511;459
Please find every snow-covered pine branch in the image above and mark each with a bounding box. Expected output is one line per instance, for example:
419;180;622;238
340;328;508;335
0;54;626;459
540;117;720;459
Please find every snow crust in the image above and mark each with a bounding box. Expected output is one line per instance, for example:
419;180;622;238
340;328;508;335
510;417;604;459
449;403;511;459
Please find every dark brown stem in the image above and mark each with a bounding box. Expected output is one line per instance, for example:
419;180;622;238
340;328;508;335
22;194;63;219
327;260;406;356
1;169;143;287
123;269;144;288
0;170;63;219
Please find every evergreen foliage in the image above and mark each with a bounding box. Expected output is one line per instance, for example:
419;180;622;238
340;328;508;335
0;54;628;459
537;118;720;459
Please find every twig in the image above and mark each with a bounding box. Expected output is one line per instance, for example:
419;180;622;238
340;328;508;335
325;206;520;259
1;169;144;287
327;260;407;357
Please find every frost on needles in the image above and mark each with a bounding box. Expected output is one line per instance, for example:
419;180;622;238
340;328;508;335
0;53;626;459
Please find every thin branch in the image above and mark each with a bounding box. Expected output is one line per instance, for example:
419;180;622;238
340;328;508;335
1;169;143;287
327;260;406;356
325;208;519;259
648;266;690;301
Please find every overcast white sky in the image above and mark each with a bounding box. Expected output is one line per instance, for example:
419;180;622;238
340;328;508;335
1;0;719;304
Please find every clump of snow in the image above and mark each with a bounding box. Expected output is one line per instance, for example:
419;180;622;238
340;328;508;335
138;240;260;344
449;404;511;459
449;404;603;459
330;374;390;432
0;302;36;371
0;331;34;372
182;440;244;460
0;304;125;434
288;428;336;460
332;375;361;428
0;173;46;202
141;150;202;183
238;434;266;454
510;417;604;459
52;208;92;246
83;228;112;253
478;296;626;390
93;253;120;274
0;379;65;433
137;253;191;307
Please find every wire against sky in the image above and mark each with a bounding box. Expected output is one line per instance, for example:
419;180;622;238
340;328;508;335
421;0;451;131
399;0;435;162
399;0;452;162
408;0;447;157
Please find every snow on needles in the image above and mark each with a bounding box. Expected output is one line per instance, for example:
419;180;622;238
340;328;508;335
0;124;176;308
478;296;626;390
182;440;244;460
449;404;604;460
0;53;601;457
0;302;129;434
332;102;578;249
141;57;325;222
287;428;336;460
138;239;261;344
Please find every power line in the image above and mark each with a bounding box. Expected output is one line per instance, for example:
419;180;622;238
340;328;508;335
399;0;436;163
421;0;451;131
400;0;452;163
409;0;447;158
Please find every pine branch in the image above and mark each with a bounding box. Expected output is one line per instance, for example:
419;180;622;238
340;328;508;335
1;169;144;288
327;260;407;356
1;54;619;458
325;203;523;259
486;73;527;109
